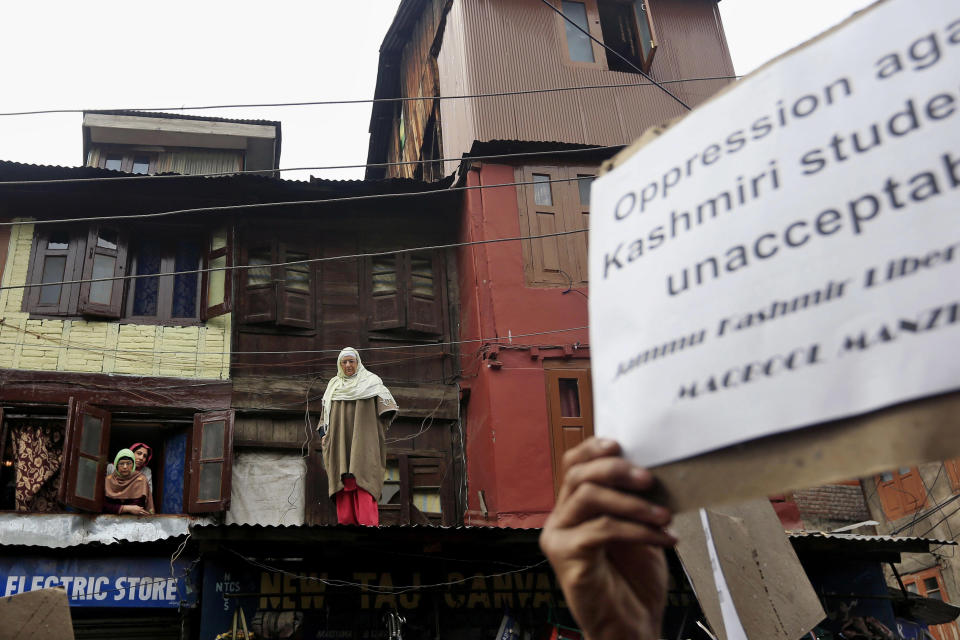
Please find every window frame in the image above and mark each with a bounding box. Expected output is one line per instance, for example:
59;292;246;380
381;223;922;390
186;409;235;513
875;466;928;520
94;149;159;175
556;0;658;73
24;224;223;326
365;251;445;336
544;364;594;497
902;567;959;640
25;226;85;316
78;225;128;319
377;451;455;526
124;233;205;324
238;236;316;329
516;165;595;287
58;398;112;513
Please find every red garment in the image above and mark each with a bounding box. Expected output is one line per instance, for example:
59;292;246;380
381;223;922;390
335;476;379;526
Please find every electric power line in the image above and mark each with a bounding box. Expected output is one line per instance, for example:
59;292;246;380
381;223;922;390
0;226;588;293
0;174;592;228
0;75;736;118
0;321;589;356
0;145;623;186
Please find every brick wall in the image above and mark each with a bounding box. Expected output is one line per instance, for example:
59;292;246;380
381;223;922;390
794;484;870;524
0;221;231;379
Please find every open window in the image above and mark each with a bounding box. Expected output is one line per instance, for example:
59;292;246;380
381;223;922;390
367;251;444;335
187;410;234;513
202;225;233;320
560;0;658;73
239;238;314;329
24;224;228;324
58;399;112;512
56;401;234;514
545;367;594;496
78;225;128;319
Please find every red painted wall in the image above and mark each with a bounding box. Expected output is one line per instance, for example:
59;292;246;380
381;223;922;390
458;163;591;528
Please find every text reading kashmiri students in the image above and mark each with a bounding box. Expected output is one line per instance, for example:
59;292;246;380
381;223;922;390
540;438;677;640
319;347;398;526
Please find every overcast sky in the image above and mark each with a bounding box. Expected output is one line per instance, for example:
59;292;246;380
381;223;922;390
0;0;875;182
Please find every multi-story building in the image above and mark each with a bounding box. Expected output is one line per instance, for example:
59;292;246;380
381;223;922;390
366;0;735;527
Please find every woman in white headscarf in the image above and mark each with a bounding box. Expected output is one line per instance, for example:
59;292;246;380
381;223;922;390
319;347;398;526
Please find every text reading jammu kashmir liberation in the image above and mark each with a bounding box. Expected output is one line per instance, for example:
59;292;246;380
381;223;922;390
614;240;960;381
601;19;960;296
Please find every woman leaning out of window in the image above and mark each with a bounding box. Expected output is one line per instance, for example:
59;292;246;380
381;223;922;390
103;449;154;516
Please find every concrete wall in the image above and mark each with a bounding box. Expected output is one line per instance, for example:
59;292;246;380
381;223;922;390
458;163;591;528
0;222;230;379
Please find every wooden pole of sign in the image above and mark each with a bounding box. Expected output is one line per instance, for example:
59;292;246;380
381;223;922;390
649;392;960;514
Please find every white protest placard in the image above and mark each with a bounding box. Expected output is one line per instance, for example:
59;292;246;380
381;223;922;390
590;0;960;467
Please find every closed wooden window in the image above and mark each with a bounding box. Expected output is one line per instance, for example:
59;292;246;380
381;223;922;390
559;0;658;72
517;166;594;286
545;367;594;496
366;251;444;335
875;467;928;520
239;238;315;329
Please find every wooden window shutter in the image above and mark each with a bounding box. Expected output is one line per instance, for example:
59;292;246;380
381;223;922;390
519;166;577;286
240;241;277;324
897;467;928;514
545;369;594;497
405;252;443;334
58;398;111;513
26;228;82;315
876;473;906;520
369;254;404;330
408;454;454;526
78;225;128;318
570;170;594;284
276;242;315;329
946;459;960;492
186;409;234;513
202;225;233;320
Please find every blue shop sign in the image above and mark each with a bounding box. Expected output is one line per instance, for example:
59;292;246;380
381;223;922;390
0;556;198;608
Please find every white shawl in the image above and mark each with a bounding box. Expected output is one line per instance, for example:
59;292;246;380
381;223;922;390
320;347;397;429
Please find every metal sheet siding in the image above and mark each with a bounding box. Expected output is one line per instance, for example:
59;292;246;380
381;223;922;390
437;0;478;166
454;0;734;147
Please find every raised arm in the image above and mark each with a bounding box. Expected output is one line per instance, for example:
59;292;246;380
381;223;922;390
539;438;676;640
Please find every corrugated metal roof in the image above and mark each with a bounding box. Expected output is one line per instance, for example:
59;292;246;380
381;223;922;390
0;159;455;192
788;531;956;546
190;521;536;531
0;513;211;549
83;109;282;129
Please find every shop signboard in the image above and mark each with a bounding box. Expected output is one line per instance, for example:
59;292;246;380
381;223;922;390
0;556;198;608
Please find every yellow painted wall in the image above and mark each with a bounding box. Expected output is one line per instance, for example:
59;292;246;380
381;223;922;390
0;222;230;379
